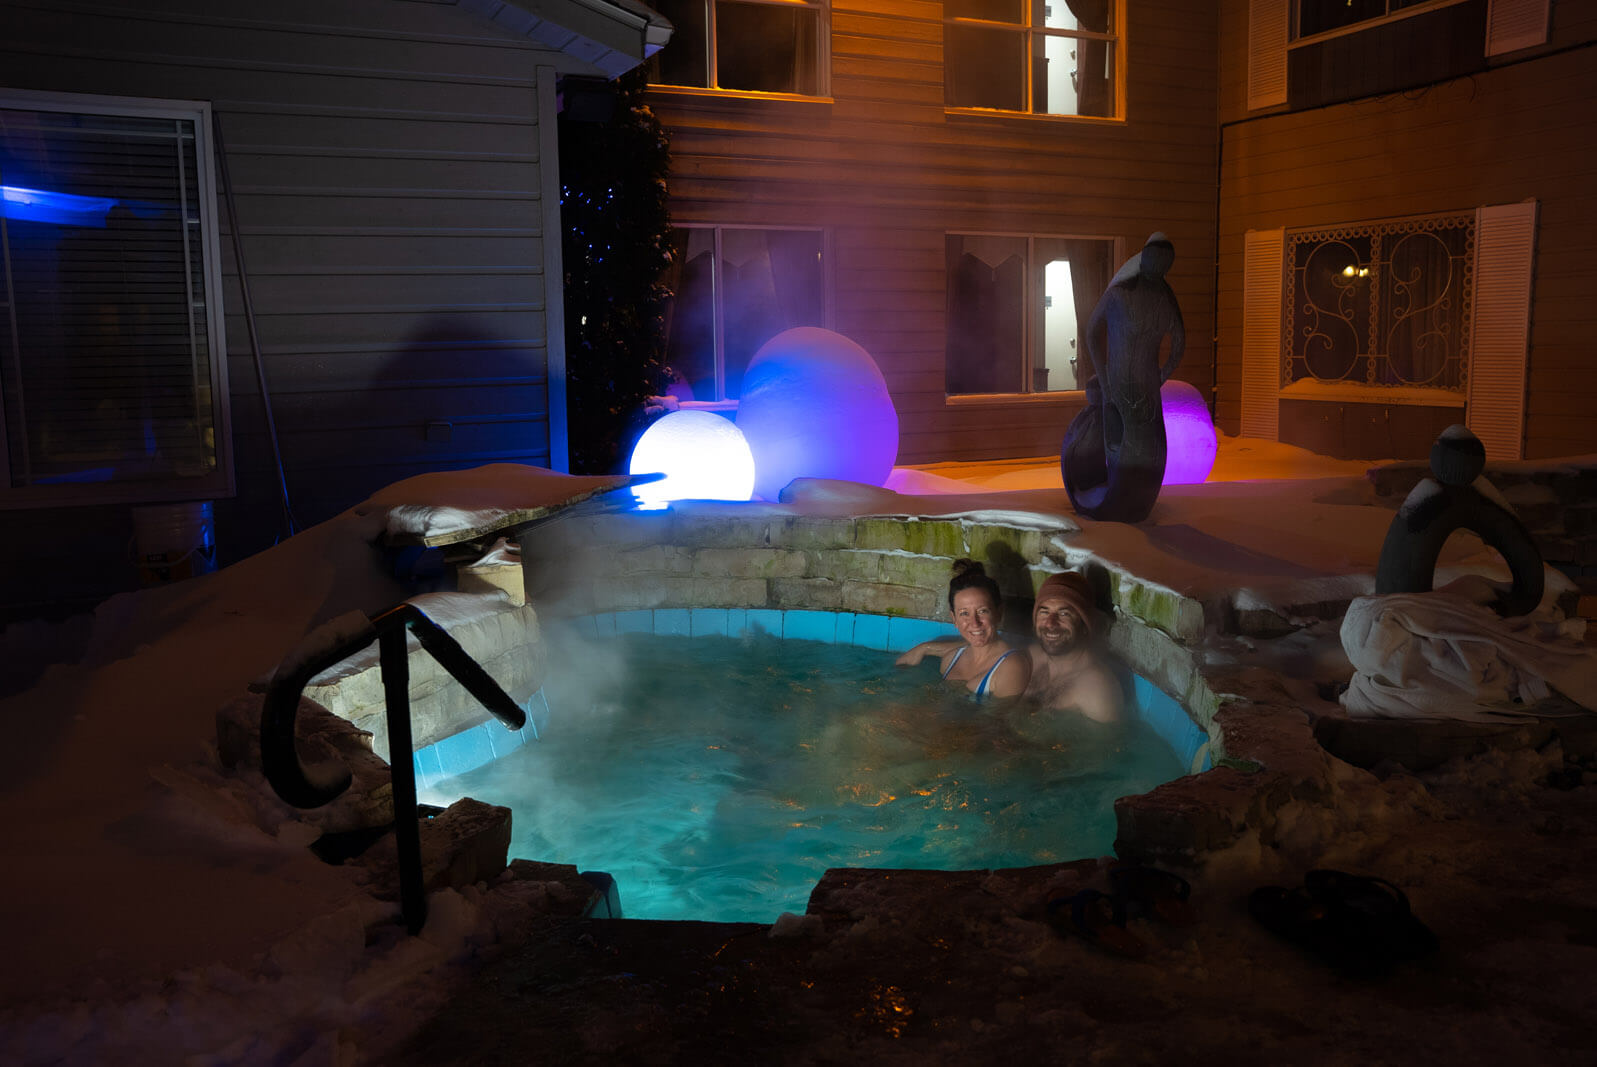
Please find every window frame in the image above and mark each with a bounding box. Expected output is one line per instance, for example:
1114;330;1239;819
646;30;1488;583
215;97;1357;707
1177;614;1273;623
645;0;832;101
1279;210;1475;407
662;222;832;402
0;88;232;509
943;0;1124;121
943;230;1121;402
1241;202;1538;459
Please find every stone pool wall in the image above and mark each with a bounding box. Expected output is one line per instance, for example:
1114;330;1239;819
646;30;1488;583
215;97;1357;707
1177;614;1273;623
301;594;546;762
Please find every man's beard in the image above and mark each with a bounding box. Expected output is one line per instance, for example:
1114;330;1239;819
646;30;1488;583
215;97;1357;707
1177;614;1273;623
1038;629;1087;656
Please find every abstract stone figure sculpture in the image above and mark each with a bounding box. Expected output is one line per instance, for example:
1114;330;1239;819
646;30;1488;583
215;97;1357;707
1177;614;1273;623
1061;233;1186;522
1375;425;1544;616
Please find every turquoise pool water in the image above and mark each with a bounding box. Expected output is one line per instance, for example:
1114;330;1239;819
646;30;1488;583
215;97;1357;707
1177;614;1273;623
421;614;1204;923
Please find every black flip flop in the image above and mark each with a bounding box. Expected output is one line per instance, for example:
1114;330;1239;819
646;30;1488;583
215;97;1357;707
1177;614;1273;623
1249;870;1437;977
1047;888;1147;958
1304;869;1439;962
1110;864;1196;926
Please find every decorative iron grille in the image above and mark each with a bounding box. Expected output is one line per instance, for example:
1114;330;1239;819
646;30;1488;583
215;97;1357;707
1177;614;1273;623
1284;212;1474;392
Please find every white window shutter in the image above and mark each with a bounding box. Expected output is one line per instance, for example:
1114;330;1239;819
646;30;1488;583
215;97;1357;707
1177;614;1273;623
1241;228;1285;440
1486;0;1550;56
1467;202;1538;461
1248;0;1289;111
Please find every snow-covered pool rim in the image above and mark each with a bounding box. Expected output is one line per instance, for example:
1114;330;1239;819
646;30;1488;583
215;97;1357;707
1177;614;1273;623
413;608;1213;789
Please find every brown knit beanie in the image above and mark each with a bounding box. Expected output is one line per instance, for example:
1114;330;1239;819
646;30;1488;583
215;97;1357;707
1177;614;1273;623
1034;571;1097;637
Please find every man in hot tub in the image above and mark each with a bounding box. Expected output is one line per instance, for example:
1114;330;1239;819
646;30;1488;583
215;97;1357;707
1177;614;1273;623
1020;570;1124;726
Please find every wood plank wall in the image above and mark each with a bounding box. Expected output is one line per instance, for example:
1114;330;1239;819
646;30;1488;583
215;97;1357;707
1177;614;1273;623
648;0;1220;464
0;0;582;619
1216;0;1597;460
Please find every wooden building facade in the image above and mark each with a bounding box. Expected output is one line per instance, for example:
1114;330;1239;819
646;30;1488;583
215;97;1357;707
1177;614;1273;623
645;0;1220;463
1217;0;1592;462
650;0;1593;466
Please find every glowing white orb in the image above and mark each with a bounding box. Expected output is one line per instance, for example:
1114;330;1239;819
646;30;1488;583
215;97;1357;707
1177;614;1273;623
1161;379;1218;485
736;327;899;501
628;410;755;509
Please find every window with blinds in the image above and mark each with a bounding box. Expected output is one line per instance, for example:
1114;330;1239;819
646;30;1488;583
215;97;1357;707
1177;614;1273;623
0;92;229;506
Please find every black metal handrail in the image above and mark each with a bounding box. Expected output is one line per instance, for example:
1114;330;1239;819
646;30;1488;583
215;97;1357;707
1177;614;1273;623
261;601;526;933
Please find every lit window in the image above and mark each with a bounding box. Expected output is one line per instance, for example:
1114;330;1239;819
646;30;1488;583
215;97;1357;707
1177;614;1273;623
662;227;826;401
646;0;828;96
945;0;1118;117
1284;213;1474;391
1295;0;1436;39
945;234;1115;395
0;91;229;505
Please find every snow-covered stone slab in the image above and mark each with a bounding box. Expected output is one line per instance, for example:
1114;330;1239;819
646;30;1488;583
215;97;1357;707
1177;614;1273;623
356;463;635;548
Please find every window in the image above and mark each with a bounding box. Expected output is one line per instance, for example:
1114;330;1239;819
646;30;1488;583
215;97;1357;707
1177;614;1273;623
645;0;828;96
1284;213;1474;393
1294;0;1438;39
945;0;1117;117
1;90;228;506
945;233;1115;395
1251;0;1541;112
661;226;826;401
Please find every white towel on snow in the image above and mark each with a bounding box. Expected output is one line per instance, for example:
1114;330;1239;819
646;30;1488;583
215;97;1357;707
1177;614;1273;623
1340;583;1597;721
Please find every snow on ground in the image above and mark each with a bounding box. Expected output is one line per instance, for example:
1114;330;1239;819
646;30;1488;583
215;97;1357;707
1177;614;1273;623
0;469;631;1065
0;438;1590;1064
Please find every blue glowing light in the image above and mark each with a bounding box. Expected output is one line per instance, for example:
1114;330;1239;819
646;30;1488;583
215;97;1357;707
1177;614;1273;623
628;410;756;509
735;327;899;501
1;185;117;226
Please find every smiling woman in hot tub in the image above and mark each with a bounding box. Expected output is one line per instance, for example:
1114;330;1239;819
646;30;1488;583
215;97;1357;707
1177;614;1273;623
895;558;1031;702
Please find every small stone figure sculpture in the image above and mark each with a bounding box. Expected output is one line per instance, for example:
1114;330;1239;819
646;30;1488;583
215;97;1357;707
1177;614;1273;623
1375;424;1544;616
1061;233;1186;523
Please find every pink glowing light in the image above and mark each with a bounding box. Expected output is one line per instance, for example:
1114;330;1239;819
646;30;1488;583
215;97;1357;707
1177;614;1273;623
1161;379;1218;485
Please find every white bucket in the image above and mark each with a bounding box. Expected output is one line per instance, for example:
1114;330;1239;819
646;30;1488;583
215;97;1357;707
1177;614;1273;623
132;501;217;584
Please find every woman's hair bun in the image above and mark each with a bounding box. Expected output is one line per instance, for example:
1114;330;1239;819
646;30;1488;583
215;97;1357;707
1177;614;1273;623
950;557;985;580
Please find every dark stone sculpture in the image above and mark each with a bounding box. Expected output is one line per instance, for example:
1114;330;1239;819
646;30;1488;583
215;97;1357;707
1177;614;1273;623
1061;232;1186;523
1374;424;1544;616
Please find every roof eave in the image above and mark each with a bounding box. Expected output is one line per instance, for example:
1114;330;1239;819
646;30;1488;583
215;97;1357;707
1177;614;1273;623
450;0;673;78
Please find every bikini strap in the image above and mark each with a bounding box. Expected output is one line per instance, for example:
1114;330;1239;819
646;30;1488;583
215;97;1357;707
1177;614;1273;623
940;644;965;679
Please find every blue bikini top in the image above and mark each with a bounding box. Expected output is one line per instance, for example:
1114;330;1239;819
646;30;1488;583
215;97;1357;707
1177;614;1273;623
941;646;1021;703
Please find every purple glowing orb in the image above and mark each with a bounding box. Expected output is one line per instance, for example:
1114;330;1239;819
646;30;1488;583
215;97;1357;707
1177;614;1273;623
736;327;899;501
1160;379;1218;485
